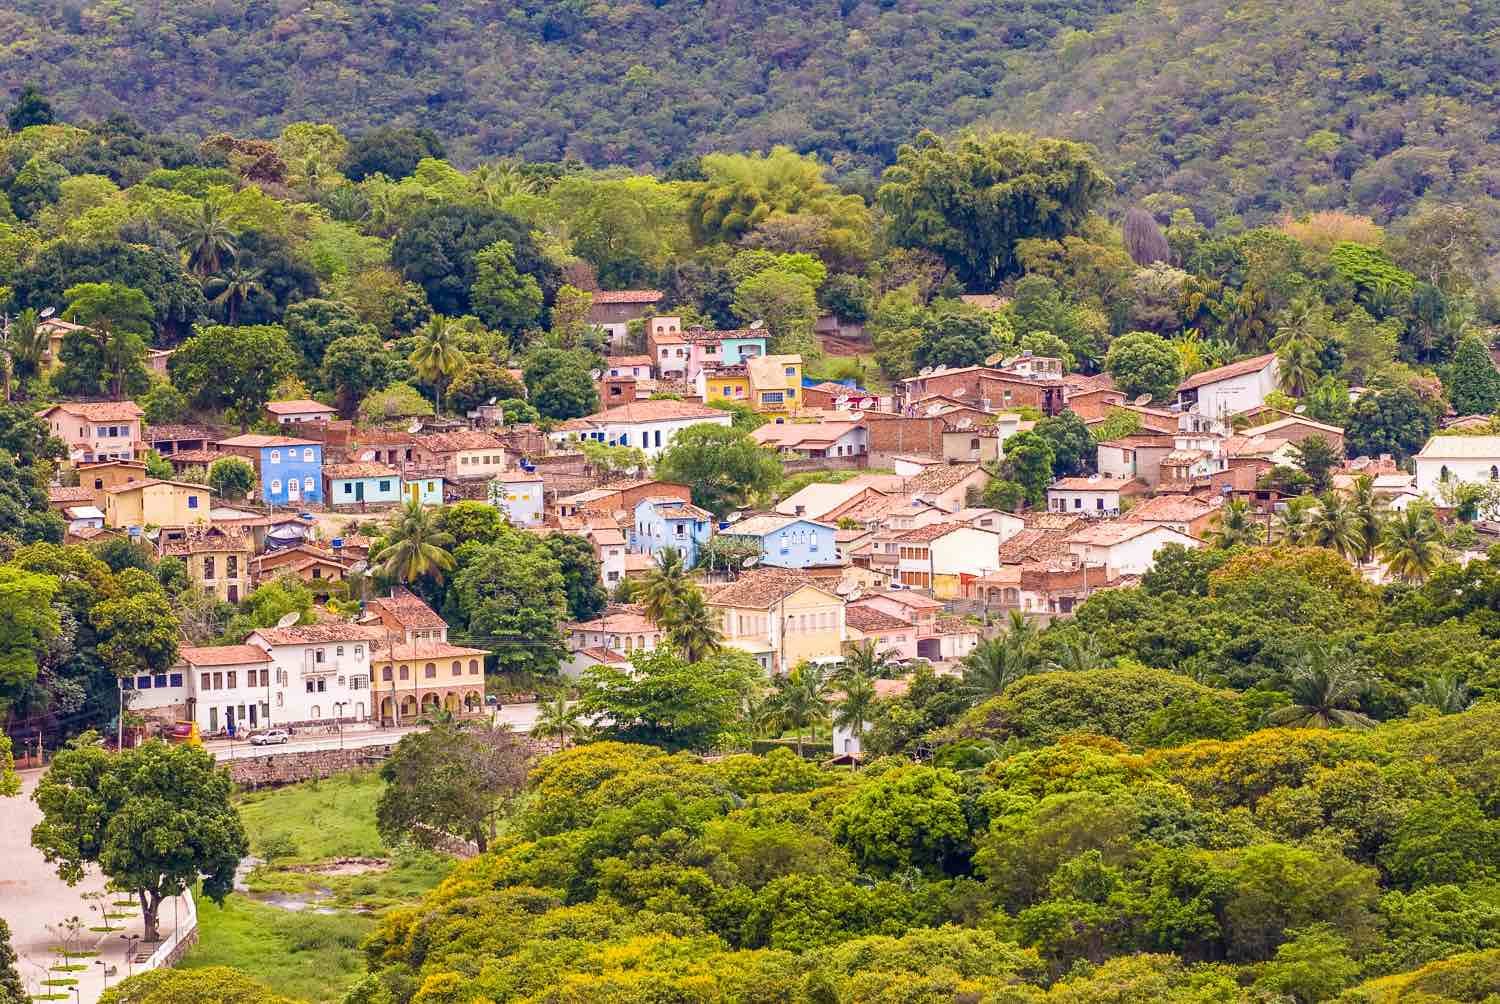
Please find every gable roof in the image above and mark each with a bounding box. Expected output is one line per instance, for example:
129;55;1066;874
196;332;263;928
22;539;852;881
1067;521;1198;547
324;462;400;479
266;399;336;415
38;401;144;422
846;606;913;633
752;420;863;449
421;429;505;453
721;514;834;537
1178;353;1278;392
363;586;447;630
775;481;880;519
104;477;208;494
746;354;802;389
1413;435;1500;460
1123;494;1222;523
908;462;985;493
178;645;272;667
576;399;728;424
706;570;840;609
216;434;320;448
250;623;385;646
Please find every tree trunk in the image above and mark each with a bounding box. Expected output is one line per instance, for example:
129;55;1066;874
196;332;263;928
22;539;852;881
138;888;162;942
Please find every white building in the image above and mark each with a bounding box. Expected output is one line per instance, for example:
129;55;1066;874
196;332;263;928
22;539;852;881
488;472;544;526
550;399;734;458
266;400;337;425
1413;435;1500;508
1176;353;1279;421
1065;522;1201;578
1046;476;1145;518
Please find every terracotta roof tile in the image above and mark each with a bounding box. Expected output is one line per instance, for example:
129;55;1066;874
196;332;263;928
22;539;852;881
706;570;837;609
178;644;272;666
324;462;400;479
39;401;144;422
252;623;385;645
1178;353;1278;392
845;606;912;633
364;587;447;630
265;399;336;415
592;289;663;304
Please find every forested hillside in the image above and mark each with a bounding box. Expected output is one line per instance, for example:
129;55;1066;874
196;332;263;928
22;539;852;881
997;0;1500;231
0;0;1122;173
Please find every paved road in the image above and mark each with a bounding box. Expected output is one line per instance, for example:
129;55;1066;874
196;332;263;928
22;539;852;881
206;702;542;760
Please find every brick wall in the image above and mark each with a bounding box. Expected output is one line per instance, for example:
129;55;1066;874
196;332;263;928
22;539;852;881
864;413;947;464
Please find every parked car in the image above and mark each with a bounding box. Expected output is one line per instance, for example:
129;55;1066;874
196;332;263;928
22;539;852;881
250;729;290;746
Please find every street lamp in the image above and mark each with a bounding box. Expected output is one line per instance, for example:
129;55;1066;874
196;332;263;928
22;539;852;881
94;959;108;990
120;933;140;979
334;701;346;750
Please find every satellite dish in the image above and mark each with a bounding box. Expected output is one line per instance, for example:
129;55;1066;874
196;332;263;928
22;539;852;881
957;417;972;430
39;307;56;319
743;556;759;567
749;319;765;330
1001;356;1019;369
487;396;498;406
919;366;933;377
984;351;1007;367
933;364;947;374
1294;404;1307;414
407;419;424;433
1133;393;1153;406
359;449;376;461
275;610;301;629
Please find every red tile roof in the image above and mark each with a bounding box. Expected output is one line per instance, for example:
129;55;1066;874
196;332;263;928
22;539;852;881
592;289;663;304
266;399;336;415
1178;353;1278;392
364;587;448;630
216;434;320;448
38;401;144;422
178;645;271;666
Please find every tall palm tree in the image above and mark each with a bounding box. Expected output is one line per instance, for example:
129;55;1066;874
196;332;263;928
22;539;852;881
1210;498;1265;549
833;671;877;762
1312;491;1363;561
772;661;833;757
378;500;457;585
1350;475;1382;563
663;585;722;663
206;264;265;325
4;306;47;399
179;200;237;276
638;548;690;625
1047;632;1104;673
1271;298;1324;397
1275;499;1315;545
842;638;898;681
532;690;584;750
1266;645;1376;730
409;315;466;415
961;611;1042;697
1378;506;1443;583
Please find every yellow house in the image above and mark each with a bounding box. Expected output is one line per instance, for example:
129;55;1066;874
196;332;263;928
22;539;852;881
161;526;254;603
703;365;752;406
103;478;210;529
746;354;804;415
708;570;845;674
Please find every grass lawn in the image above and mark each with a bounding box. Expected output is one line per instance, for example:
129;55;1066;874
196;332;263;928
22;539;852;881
180;769;453;1004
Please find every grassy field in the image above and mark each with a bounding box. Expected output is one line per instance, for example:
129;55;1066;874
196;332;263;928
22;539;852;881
181;770;453;1004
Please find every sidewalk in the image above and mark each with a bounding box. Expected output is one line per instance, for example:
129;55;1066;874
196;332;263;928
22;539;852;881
3;771;192;1004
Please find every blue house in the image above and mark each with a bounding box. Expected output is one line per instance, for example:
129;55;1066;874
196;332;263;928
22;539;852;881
718;514;837;569
719;333;768;366
216;434;324;507
631;496;715;568
405;474;444;507
324;462;402;509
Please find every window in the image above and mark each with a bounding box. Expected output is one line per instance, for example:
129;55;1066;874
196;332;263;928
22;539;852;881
344;483;353;494
452;661;462;676
316;678;326;692
200;673;210;690
306;680;315;693
1441;466;1452;482
469;659;480;674
315;649;325;663
270;479;282;494
137;675;152;689
350;675;367;689
304;477;314;493
270;450;281;464
1096;498;1105;510
121;677;134;690
354;646;362;656
227;555;237;577
213;672;223;689
303;448;315;461
188;495;199;509
227;671;237;688
379;480;391;492
399;665;409;680
424;663;436;678
1073;498;1082;509
785;367;795;377
203;556;215;579
94;478;104;490
382;667;393;681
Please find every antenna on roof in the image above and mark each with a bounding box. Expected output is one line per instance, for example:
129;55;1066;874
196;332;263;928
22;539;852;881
750;319;765;330
39;307;56;319
1294;404;1307;414
984;351;1007;367
918;366;933;377
359;449;376;462
956;417;972;430
1133;393;1153;407
275;610;301;629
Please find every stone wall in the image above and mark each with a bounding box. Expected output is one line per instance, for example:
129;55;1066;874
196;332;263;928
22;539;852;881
226;737;559;788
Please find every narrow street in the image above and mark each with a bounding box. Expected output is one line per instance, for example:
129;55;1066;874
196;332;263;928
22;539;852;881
205;702;542;760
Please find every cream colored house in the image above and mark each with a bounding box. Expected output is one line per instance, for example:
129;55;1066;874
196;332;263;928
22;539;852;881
708;570;846;674
103;478;210;529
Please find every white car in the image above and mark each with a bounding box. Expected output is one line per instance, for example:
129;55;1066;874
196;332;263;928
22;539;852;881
249;729;290;746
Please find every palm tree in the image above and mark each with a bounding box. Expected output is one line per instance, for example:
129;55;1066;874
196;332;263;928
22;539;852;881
961;611;1042;697
1210;498;1265;549
1275;499;1315;545
842;638;898;681
638;548;690;625
1047;633;1104;673
1378;506;1443;583
663;585;722;662
1271;298;1325;397
206;264;265;325
1415;674;1470;715
409;315;466;415
772;661;833;756
1312;491;1363;561
378;501;457;585
179;200;237;276
833;671;877;762
532;690;584;750
4;306;47;399
1350;475;1381;563
1266;645;1376;730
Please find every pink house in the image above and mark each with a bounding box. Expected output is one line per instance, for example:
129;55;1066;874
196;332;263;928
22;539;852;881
846;605;919;661
38;401;145;463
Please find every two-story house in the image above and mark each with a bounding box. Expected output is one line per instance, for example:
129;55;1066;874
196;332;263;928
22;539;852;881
562;604;663;678
248;623;382;725
103;478;209;529
684;326;768;379
266;399;337;425
215;434;324;506
746;354;803;415
632;496;715;567
647;317;690;377
589;289;663;344
415;429;506;481
128;644;272;735
890;522;1003;598
1176;353;1279;421
709;570;847;674
487;472;544;526
38;401;145;463
161;525;254;603
717;515;837;570
360;588;488;725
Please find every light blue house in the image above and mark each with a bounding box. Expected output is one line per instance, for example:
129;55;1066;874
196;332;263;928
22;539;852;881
631;496;715;568
718;514;837;569
216;434;324;507
405;474;444;507
719;333;768;366
324;463;403;509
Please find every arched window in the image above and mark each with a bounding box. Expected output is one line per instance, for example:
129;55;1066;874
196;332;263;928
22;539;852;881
451;661;461;676
424;662;436;678
468;659;479;674
1491;466;1497;481
399;665;409;680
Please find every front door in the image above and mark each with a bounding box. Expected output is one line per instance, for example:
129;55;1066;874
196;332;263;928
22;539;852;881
354;480;364;503
287;477;301;502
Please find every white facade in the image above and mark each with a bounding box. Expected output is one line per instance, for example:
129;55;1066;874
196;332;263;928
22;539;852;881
1067;525;1201;578
930;527;1003;578
488;475;544;527
1187;358;1279;420
1413;436;1500;507
252;632;375;725
553;411;733;459
1048;485;1126;518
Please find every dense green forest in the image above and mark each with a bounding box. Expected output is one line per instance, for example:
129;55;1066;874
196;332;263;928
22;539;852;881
6;0;1499;235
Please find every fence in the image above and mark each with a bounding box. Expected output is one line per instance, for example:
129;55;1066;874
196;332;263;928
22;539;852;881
142;891;198;971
